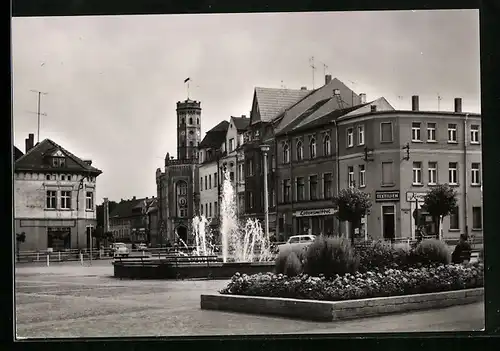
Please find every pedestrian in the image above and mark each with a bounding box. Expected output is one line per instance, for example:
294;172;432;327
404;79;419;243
451;234;472;264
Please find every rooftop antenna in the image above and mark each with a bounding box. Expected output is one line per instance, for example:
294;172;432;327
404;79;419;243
437;93;442;111
347;79;357;107
28;90;48;143
309;56;316;89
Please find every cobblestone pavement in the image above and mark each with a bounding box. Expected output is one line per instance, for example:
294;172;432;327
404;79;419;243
15;262;484;338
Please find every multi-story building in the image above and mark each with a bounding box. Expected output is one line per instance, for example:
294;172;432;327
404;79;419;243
109;197;157;244
337;95;482;240
14;134;102;250
155;99;201;246
198;121;229;236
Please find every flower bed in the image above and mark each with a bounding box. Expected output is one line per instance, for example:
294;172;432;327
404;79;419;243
220;262;483;302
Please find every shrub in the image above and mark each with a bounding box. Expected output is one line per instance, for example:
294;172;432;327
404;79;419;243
414;239;451;266
284;252;303;277
275;244;307;274
221;262;484;301
356;240;394;272
303;236;358;278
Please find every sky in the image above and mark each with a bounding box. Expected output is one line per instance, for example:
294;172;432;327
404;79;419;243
11;10;480;204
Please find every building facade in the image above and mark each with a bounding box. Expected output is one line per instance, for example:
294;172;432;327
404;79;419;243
109;197;156;244
155;99;201;246
14;134;102;251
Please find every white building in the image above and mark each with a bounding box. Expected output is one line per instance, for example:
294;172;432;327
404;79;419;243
14;134;102;251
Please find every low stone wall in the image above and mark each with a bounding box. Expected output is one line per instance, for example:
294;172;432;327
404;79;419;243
200;288;484;321
113;261;275;280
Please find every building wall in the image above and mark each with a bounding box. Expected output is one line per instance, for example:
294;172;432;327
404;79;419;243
14;172;97;250
199;161;219;218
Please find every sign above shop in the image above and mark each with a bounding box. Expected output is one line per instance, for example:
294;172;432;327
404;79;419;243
293;208;337;217
375;190;400;202
406;191;428;202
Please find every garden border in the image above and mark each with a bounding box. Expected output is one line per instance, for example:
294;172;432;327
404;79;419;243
200;287;483;322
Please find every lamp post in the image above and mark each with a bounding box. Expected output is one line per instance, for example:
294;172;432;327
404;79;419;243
260;144;270;241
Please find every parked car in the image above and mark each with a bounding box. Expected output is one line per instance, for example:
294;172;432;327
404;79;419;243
277;234;317;253
112;243;130;258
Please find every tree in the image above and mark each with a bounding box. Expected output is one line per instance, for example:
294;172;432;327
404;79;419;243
332;188;372;245
16;232;26;261
422;184;458;240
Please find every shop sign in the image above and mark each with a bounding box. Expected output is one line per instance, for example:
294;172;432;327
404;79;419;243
406;191;428;202
375;190;400;202
293;208;337;217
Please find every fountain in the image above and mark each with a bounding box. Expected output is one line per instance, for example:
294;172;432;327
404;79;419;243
192;169;273;263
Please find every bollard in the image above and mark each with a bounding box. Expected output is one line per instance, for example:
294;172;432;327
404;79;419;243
99;249;102;260
80;253;84;265
46;254;50;267
58;251;61;261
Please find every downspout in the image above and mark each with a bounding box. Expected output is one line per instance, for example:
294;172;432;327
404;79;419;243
463;113;469;238
333;119;341;236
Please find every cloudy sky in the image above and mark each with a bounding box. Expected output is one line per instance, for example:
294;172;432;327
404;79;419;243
12;10;480;203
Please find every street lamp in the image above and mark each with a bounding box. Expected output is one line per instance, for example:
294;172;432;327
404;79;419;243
76;174;92;264
260;144;270;242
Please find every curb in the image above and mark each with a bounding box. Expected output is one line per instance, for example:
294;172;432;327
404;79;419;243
200;287;484;322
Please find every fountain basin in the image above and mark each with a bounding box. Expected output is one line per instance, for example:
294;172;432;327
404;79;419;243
113;259;275;280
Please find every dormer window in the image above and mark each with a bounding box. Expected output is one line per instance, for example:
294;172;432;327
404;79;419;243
52;157;66;167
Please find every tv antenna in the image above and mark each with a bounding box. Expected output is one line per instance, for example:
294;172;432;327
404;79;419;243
309;56;317;89
27;90;48;143
437;93;442;111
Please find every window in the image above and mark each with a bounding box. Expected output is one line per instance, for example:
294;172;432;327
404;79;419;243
354;126;364;147
411;122;421;141
348;166;354;187
309;175;318;200
209;203;212;217
283;143;290;163
470;125;480;144
427;123;436;142
197;118;199;124
230;171;235;182
200;177;203;191
189;117;193;124
61;175;66;181
472;207;482;230
359;165;366;187
200;204;204;215
382;162;394;185
45;174;51;180
209;174;212;189
271;155;276;171
323;135;331;155
309;138;316;158
61;191;72;209
449;206;459;230
204;176;208;190
323;173;332;198
471;163;481;185
428;162;437;185
449;162;458;185
213;173;217;187
214;201;218;216
229;138;235;152
67;175;72;181
381;122;393;143
247;159;254;176
46;190;57;209
283;179;291;203
85;191;94;210
346;128;354;147
205;204;208;216
248;192;254;208
52;157;66;168
412;162;423;185
181;118;185;124
296;177;305;201
238;164;244;181
296;141;303;161
269;187;275;207
448;124;457;142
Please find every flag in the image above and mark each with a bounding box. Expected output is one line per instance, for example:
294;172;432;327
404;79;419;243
184;77;191;83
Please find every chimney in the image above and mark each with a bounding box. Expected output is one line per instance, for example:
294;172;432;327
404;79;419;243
360;93;367;104
325;75;332;85
241;114;246;118
411;95;419;111
454;98;462;113
83;160;92;166
300;86;307;90
132;196;136;200
371;105;377;112
25;133;34;153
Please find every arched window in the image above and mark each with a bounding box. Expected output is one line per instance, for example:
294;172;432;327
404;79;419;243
296;140;303;161
181;118;185;124
283;143;290;163
189;141;194;147
189;117;193;124
323;134;331;156
197;118;200;124
309;137;316;159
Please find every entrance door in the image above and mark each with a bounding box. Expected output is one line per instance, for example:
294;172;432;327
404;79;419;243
382;205;395;241
176;226;188;245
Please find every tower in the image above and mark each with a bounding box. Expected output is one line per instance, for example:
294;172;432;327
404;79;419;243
176;99;202;160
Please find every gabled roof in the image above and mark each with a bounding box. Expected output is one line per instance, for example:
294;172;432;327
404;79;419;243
110;197;156;219
252;87;312;124
13;146;24;161
199;120;229;149
14;139;102;175
274;78;361;134
231;116;250;131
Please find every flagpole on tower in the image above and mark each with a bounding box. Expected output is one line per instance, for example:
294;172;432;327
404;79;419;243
184;77;191;100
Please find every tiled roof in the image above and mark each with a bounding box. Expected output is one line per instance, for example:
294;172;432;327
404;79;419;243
199;121;229;149
109;197;156;219
254;87;312;123
231;116;250;131
274;78;361;134
13;146;24;161
276;98;332;135
14;139;102;175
